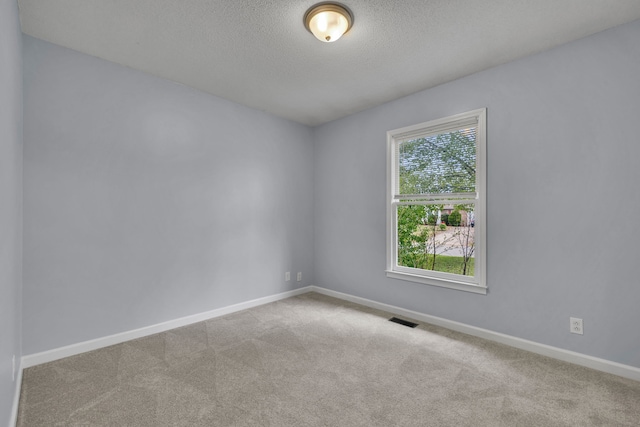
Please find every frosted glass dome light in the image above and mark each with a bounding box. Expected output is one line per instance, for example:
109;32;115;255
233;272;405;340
304;3;353;43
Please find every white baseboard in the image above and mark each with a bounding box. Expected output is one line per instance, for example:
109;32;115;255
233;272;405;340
21;286;312;369
20;284;640;383
9;359;22;427
309;286;640;382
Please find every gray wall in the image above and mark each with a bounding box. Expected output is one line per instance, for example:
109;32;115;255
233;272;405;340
0;0;23;423
314;20;640;368
23;36;314;355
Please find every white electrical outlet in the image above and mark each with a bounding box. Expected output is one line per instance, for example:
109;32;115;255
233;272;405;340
297;272;302;282
285;272;290;281
570;317;583;335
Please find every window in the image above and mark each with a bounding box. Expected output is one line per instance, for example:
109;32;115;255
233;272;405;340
386;108;486;294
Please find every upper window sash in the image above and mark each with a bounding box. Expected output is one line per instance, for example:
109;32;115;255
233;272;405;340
393;118;479;198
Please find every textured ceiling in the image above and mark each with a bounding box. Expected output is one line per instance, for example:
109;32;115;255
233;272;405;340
18;0;640;126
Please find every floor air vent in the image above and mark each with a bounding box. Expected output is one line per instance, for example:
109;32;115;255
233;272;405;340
389;317;419;328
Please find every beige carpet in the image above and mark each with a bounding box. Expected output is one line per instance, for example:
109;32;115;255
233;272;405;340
17;292;640;426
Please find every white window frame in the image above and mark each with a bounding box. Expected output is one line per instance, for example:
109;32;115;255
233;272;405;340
386;108;487;294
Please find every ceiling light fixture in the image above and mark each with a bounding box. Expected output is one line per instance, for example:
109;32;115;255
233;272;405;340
304;2;353;43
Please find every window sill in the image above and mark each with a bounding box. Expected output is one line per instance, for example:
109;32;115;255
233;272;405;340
385;270;487;295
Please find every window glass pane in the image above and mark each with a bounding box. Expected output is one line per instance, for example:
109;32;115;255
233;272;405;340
398;127;476;195
396;203;476;277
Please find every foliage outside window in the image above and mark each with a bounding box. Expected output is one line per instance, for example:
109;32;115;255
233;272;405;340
386;109;486;294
